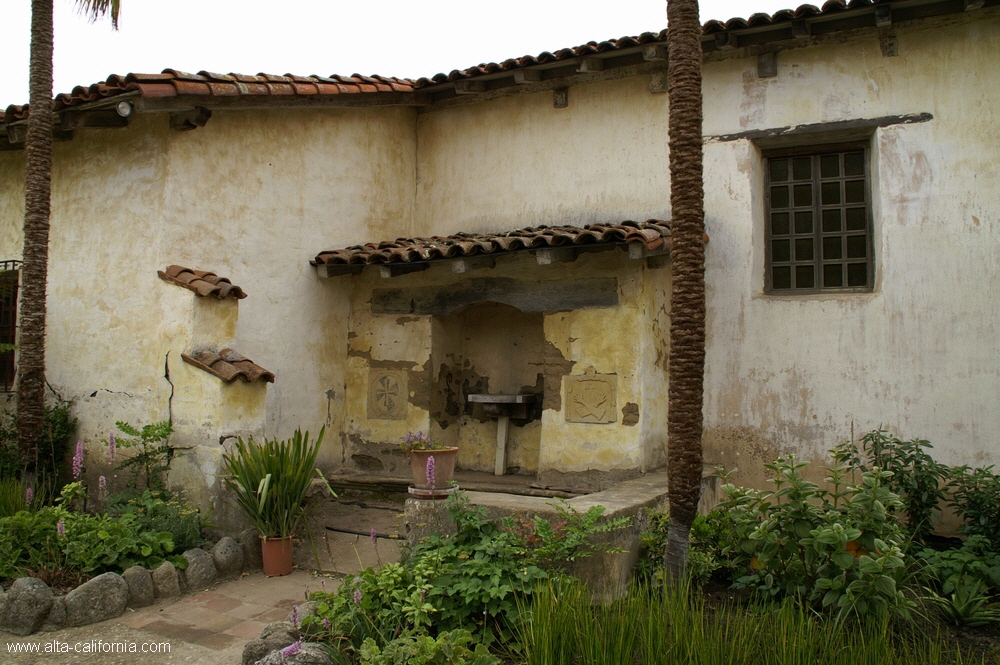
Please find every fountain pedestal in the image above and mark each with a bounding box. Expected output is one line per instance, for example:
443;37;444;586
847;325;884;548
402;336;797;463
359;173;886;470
466;394;536;476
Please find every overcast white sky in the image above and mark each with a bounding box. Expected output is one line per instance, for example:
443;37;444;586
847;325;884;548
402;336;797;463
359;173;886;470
2;0;798;107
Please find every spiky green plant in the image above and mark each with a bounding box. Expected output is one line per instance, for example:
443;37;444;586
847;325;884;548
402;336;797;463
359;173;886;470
221;428;327;539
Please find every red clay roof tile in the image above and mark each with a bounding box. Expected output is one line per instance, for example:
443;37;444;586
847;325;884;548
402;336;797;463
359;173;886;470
311;220;671;268
182;348;275;384
158;265;247;299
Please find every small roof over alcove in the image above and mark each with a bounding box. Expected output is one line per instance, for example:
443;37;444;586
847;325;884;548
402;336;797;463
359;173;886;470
310;220;672;279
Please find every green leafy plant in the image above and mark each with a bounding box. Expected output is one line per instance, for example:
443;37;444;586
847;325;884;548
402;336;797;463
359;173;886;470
636;508;727;585
844;430;949;542
308;491;626;658
105;489;204;553
113;420;174;490
716;449;913;619
359;630;500;665
948;465;1000;550
0;493;184;586
0;400;77;483
922;576;1000;628
222;428;327;539
916;535;1000;595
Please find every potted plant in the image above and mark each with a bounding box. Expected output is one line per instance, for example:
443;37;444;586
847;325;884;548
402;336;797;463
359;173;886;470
222;428;329;576
400;431;458;492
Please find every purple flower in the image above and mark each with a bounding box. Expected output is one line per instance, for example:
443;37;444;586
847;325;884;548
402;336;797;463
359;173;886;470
322;617;331;631
24;486;33;505
57;519;66;537
353;588;362;605
426;455;436;489
290;604;300;628
72;440;84;479
107;432;116;463
279;639;302;657
370;527;378;550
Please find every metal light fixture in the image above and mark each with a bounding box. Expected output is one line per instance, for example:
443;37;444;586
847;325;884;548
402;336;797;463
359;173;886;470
115;100;133;117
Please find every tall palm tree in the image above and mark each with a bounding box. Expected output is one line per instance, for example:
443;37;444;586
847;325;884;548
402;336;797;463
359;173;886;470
664;0;706;581
18;0;121;469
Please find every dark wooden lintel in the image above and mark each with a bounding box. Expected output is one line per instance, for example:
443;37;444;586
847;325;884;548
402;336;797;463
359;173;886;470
455;80;486;94
711;112;933;146
316;264;364;278
59;110;129;131
372;276;619;315
875;5;893;26
576;58;605;73
513;70;541;84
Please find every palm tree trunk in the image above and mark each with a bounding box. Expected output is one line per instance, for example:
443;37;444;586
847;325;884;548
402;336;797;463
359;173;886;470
664;0;706;582
17;0;55;470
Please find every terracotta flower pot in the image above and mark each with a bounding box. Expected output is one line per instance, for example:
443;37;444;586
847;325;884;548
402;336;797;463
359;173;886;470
409;447;459;490
260;535;294;577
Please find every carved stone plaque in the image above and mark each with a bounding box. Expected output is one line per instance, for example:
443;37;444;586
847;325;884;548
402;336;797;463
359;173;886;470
368;370;408;420
564;367;616;424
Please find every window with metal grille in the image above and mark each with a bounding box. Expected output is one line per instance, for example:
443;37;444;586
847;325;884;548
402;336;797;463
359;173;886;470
765;145;873;293
0;261;19;391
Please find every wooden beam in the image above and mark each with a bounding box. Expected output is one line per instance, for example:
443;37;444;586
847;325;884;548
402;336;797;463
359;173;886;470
875;5;892;27
59;110;128;131
379;263;429;278
316;264;364;278
170;107;211;131
535;247;577;265
576;58;604;73
451;256;496;273
454;80;486;94
715;33;738;50
791;20;811;38
513;70;541;84
642;45;668;62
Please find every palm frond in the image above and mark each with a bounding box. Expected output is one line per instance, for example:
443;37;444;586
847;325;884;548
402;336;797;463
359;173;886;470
74;0;122;30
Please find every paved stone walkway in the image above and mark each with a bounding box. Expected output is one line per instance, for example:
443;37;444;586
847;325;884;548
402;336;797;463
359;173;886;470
4;571;336;664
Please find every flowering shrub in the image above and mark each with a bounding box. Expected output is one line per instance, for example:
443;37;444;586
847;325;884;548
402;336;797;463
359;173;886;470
105;489;204;552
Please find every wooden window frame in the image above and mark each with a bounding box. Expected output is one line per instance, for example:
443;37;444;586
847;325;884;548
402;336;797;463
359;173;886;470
0;261;18;392
763;142;875;294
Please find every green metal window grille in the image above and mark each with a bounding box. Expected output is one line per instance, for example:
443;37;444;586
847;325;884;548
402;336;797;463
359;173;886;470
765;146;873;293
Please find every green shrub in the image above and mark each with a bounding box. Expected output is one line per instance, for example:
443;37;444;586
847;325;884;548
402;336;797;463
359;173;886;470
843;430;949;543
105;489;204;552
916;535;1000;595
113;420;173;490
636;509;727;585
922;576;1000;628
0;483;185;585
947;465;1000;550
307;492;627;656
359;630;500;665
0;477;27;517
716;449;913;619
0;400;76;482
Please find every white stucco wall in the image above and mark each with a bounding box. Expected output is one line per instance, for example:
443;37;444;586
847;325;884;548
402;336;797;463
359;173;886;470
0;10;996;501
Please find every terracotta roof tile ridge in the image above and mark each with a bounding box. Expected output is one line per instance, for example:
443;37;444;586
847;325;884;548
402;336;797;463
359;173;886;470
157;265;248;299
182;348;275;384
311;219;671;268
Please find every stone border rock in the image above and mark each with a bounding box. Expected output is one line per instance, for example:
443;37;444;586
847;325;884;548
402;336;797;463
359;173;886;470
242;607;332;665
0;533;257;636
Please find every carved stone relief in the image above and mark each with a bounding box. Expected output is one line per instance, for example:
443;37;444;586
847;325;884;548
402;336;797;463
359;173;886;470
564;367;617;424
368;370;408;420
